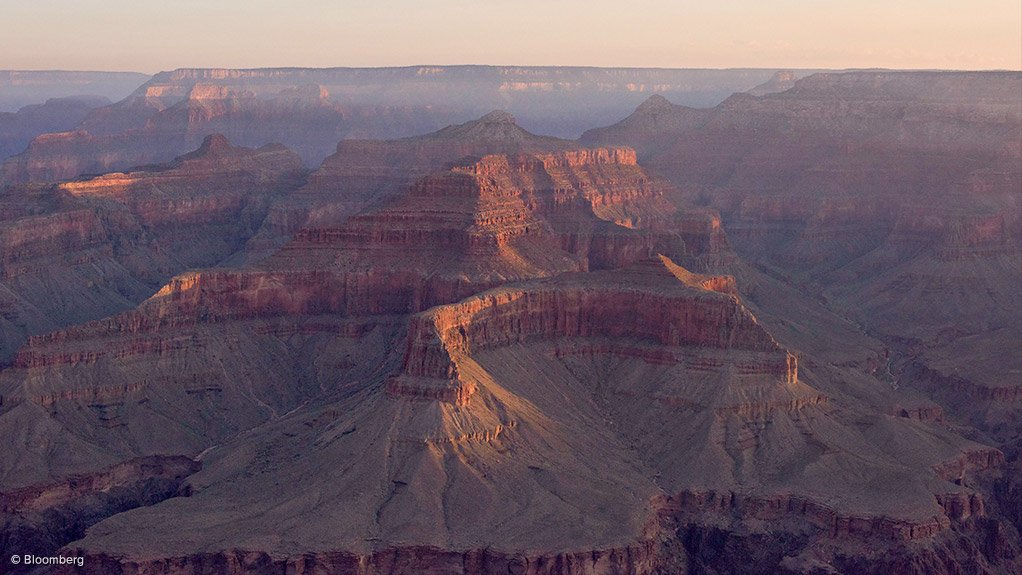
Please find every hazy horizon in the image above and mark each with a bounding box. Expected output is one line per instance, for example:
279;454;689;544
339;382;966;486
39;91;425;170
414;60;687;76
3;1;1019;73
5;65;1022;75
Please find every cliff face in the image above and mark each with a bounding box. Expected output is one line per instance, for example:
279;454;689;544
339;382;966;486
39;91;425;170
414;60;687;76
393;259;793;411
250;110;579;252
57;134;304;268
9;142;706;369
0;135;305;362
0;184;148;362
265;137;721;283
398;262;785;386
59;544;672;575
0;135;301;283
0;208;111;278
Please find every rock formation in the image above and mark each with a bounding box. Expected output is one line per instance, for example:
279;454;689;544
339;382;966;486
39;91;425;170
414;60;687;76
583;70;1021;413
0;74;1019;575
581;70;1022;573
10;258;1007;575
583;71;1021;270
0;135;304;362
248;110;579;255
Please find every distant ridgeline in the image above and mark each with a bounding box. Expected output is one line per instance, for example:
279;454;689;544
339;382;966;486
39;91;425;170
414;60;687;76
0;66;793;179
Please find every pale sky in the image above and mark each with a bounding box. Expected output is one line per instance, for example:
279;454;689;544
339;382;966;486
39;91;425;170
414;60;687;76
3;0;1020;72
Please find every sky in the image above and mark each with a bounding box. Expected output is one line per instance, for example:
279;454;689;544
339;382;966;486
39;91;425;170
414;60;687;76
3;0;1020;72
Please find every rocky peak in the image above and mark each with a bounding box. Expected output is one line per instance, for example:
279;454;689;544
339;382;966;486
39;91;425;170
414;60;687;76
478;109;517;124
448;110;530;144
579;95;711;155
635;94;675;113
194;133;233;156
407;110;576;155
170;133;255;164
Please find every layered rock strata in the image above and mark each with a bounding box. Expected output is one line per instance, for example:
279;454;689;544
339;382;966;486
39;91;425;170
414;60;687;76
0;135;304;362
35;258;1009;575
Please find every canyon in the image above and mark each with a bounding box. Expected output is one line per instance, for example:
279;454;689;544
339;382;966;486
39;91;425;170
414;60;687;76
0;133;303;362
0;69;1018;574
0;67;784;183
583;71;1021;450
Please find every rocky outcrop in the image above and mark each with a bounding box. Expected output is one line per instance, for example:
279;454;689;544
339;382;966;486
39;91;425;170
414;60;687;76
391;259;795;410
0;208;111;278
254;111;578;245
400;264;787;377
660;490;952;542
10;269;351;367
56;134;304;267
268;142;719;279
1;456;198;564
2;130;113;183
6;143;726;377
13;259;741;372
932;449;1006;483
580;94;712;159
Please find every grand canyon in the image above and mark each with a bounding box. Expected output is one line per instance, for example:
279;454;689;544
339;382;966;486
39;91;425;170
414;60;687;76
0;62;1018;575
